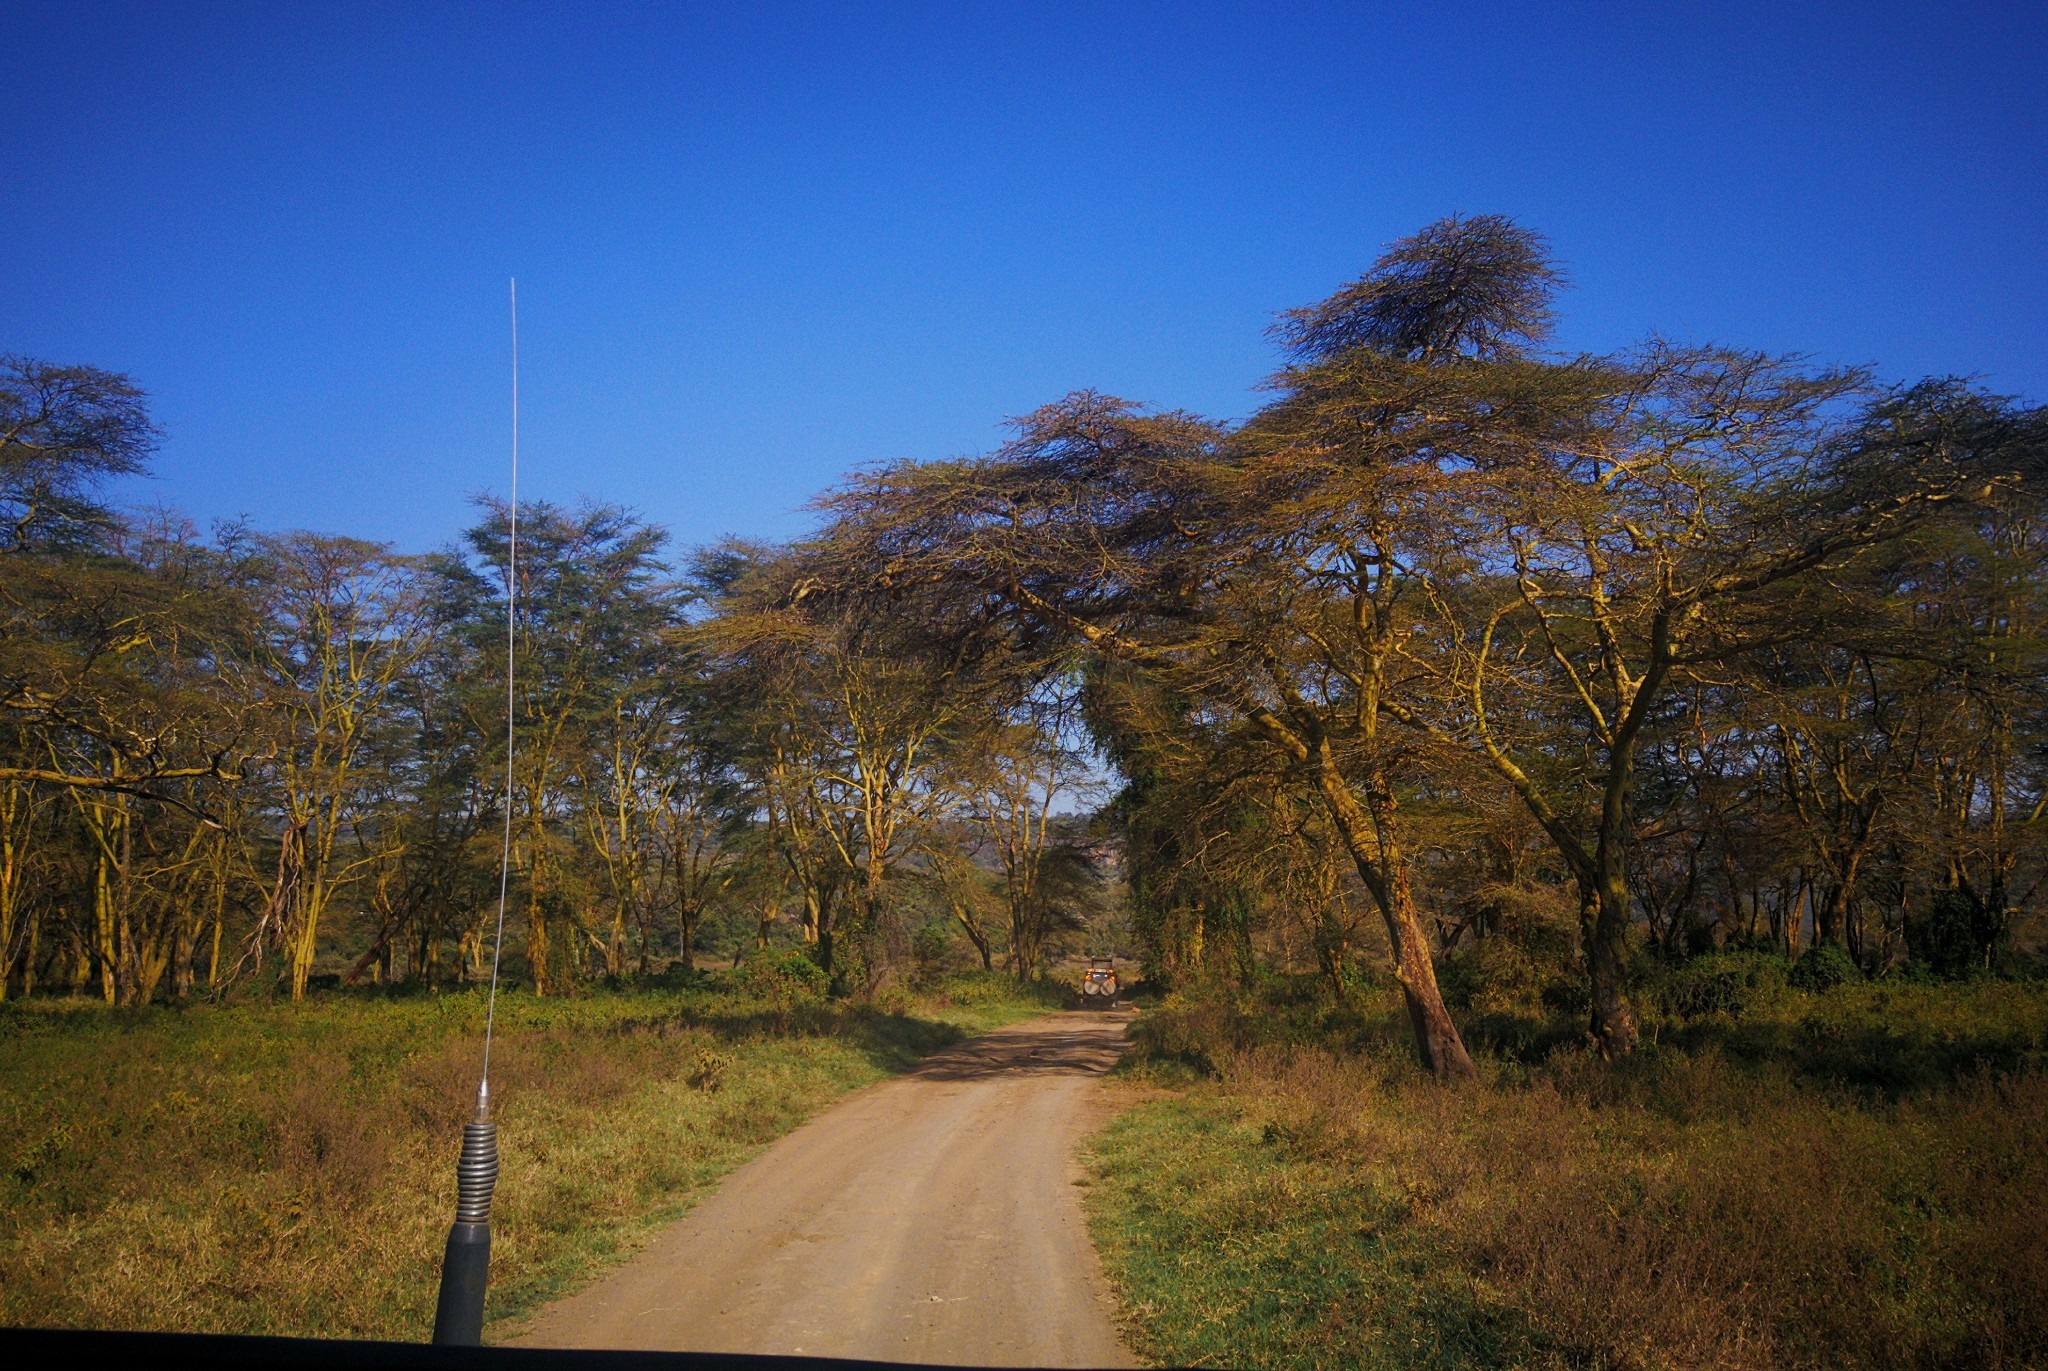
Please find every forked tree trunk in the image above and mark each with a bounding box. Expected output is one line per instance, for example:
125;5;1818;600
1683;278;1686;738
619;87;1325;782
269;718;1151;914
950;899;994;970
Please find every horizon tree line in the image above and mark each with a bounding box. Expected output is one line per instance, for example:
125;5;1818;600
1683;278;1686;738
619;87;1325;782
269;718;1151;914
2;216;2042;1074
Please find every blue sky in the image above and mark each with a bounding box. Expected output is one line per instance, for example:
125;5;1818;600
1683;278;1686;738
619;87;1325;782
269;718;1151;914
5;2;2042;556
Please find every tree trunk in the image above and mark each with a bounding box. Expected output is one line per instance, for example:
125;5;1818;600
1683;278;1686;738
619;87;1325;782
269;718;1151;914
1815;883;1845;948
951;902;994;971
1587;855;1640;1056
1313;909;1352;1003
604;900;625;976
94;833;116;1005
525;895;550;993
1008;891;1039;982
21;911;37;998
676;901;698;971
1309;766;1473;1078
1380;853;1475;1077
0;785;22;1004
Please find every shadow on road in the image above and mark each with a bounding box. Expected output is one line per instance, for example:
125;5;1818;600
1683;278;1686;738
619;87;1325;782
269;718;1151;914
906;1016;1131;1083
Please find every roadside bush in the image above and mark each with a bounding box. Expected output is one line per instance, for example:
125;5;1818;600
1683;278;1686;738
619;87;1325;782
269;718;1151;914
1440;940;1548;1018
926;969;1068;1013
687;1047;734;1091
1438;940;1587;1059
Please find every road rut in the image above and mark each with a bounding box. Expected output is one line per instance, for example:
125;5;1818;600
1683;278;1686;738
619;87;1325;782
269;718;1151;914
509;1011;1137;1366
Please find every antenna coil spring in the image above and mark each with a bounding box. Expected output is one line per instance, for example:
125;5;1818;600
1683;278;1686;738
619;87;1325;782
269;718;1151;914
453;1121;499;1224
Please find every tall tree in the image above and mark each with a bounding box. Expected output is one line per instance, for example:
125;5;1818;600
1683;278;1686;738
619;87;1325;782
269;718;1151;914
1395;368;2043;1050
441;499;674;994
239;533;434;1000
807;385;1479;1074
956;672;1097;980
699;547;975;983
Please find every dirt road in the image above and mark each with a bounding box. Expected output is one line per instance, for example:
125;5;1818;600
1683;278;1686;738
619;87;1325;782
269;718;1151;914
510;1011;1137;1367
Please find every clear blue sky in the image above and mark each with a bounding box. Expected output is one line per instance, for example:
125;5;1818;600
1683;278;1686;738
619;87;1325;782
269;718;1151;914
6;2;2042;555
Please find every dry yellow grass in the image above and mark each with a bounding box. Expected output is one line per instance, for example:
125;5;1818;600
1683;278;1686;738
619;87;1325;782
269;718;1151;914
0;973;1055;1341
1087;977;2048;1370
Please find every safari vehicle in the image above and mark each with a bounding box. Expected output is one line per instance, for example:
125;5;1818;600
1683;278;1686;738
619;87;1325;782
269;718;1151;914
1077;956;1121;1008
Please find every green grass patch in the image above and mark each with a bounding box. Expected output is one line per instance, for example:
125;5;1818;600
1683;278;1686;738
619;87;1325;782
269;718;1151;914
0;972;1052;1341
1088;1095;1549;1371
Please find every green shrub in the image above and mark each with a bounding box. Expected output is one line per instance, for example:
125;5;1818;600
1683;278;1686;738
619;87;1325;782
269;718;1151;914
911;922;955;980
1441;941;1547;1017
1789;943;1860;992
1908;887;2008;979
733;948;829;1004
1660;951;1788;1020
924;969;1066;1011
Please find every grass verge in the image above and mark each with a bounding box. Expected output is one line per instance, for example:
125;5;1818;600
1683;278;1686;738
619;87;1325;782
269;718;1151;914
1083;976;2048;1371
0;971;1058;1341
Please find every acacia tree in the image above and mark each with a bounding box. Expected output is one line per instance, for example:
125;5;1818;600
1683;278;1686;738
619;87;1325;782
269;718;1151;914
19;518;253;1003
692;545;851;969
0;367;251;1001
1;519;250;804
1393;360;2041;1051
444;499;673;994
1170;215;2043;1052
0;748;56;998
1762;640;1931;956
1761;483;2048;963
635;654;747;972
699;547;974;983
241;533;434;1000
0;355;156;555
924;837;1000;970
343;621;501;988
808;385;1479;1074
651;743;745;971
1882;488;2048;946
1085;658;1293;990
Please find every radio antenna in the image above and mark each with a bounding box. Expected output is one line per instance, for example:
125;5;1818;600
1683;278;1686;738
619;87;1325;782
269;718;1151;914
432;277;517;1346
484;277;517;1088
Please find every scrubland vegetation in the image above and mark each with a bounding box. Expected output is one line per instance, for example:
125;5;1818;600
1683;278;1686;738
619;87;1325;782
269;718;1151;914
0;970;1058;1338
5;214;2045;1359
1087;969;2048;1371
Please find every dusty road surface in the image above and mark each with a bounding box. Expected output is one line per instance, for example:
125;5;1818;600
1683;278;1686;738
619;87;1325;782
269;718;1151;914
510;1011;1137;1367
